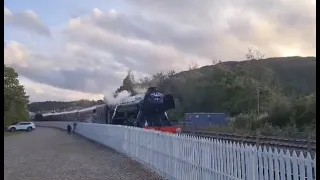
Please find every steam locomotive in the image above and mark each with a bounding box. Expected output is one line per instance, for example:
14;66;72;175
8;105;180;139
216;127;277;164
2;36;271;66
34;90;182;133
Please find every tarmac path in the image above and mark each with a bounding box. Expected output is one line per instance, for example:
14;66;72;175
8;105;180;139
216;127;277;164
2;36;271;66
4;127;163;180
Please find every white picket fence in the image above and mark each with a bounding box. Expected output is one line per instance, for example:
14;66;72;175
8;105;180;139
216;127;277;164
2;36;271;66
35;121;316;180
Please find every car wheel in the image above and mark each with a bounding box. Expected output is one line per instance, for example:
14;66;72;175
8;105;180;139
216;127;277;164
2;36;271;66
27;127;32;132
9;127;16;132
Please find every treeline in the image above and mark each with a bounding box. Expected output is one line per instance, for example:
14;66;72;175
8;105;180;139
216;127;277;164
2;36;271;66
4;65;30;127
114;52;316;136
28;99;104;113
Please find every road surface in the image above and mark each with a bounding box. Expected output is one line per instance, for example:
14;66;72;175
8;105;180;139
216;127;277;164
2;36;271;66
4;127;163;180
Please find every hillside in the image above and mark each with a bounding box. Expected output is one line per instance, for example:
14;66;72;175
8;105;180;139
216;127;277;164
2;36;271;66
129;56;316;131
228;56;315;95
177;56;316;95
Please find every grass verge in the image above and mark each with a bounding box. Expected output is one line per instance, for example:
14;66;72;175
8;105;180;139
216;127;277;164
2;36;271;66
4;131;24;137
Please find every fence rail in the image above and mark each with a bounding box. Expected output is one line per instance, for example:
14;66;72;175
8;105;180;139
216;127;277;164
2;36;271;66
34;121;316;180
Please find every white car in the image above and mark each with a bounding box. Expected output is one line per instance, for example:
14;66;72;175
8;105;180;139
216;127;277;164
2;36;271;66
7;122;36;132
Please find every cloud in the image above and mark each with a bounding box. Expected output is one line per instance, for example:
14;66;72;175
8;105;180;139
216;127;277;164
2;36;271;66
62;9;208;74
125;0;316;58
4;7;51;37
19;76;103;102
4;41;126;94
63;0;315;63
4;0;316;101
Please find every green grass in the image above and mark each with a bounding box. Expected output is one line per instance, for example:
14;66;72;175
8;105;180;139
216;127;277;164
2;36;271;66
4;131;24;137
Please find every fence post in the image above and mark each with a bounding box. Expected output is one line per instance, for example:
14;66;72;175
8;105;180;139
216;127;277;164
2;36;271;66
250;145;257;180
307;129;311;152
241;134;245;144
256;130;260;147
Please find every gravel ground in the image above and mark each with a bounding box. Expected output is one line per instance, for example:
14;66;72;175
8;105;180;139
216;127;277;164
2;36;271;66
4;127;164;180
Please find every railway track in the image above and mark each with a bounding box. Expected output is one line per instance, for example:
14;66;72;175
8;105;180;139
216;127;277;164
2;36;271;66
182;130;316;153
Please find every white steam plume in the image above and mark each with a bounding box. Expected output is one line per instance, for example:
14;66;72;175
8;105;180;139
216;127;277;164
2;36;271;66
103;91;131;106
133;86;148;94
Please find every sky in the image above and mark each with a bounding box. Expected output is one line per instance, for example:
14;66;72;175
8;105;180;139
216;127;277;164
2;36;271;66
4;0;316;102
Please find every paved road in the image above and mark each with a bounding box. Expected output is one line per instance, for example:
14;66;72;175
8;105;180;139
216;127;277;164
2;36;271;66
4;127;163;180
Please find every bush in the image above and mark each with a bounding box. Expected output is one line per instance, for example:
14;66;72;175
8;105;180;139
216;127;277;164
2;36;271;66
232;113;251;129
265;95;292;127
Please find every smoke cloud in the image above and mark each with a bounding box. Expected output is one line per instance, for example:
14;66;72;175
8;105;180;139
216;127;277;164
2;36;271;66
133;86;148;94
103;90;131;106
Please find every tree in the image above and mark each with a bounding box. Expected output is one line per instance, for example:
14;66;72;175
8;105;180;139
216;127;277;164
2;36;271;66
243;47;267;116
245;47;265;60
291;94;316;128
188;62;199;70
212;56;221;65
166;70;176;78
4;65;29;127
